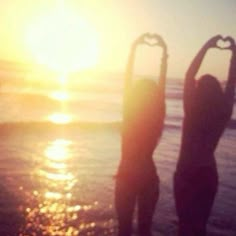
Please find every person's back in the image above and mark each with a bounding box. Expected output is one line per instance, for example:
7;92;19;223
174;35;236;236
119;79;165;178
177;75;232;172
115;33;168;236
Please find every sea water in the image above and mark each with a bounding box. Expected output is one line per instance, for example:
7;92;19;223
0;73;235;235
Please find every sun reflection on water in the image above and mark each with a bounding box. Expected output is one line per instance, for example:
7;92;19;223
19;138;81;235
50;90;70;101
19;138;116;235
45;139;72;161
46;160;67;170
48;113;72;124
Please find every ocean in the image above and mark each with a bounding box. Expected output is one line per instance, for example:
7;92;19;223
0;72;235;236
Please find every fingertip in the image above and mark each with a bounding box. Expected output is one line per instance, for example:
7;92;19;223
225;35;231;39
226;36;235;45
227;36;235;41
215;34;222;39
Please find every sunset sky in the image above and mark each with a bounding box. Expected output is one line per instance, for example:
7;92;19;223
0;0;235;79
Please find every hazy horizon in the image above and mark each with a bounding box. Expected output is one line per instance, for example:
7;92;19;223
0;0;235;79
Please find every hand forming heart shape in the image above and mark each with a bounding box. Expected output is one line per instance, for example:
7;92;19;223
143;33;160;47
216;37;233;50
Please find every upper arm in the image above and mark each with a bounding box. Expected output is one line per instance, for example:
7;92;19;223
154;88;166;132
223;81;235;119
183;76;196;114
223;51;236;118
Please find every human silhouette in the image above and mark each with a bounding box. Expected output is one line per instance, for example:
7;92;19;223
174;35;236;236
115;33;168;236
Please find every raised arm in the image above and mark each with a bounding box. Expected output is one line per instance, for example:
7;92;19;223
123;34;148;120
124;34;148;95
124;43;136;96
184;35;222;113
147;34;168;124
224;36;236;117
155;35;168;104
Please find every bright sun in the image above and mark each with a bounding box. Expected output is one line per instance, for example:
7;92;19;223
26;4;100;73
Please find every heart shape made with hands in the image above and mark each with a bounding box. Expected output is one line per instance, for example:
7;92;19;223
217;37;232;50
143;34;161;47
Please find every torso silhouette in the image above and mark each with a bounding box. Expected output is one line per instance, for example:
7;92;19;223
177;87;231;174
117;80;165;182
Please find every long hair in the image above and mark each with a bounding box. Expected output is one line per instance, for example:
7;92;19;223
195;74;224;124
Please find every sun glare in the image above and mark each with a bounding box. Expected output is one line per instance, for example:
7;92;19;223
26;4;100;73
48;113;72;124
50;91;70;101
58;75;67;85
45;139;72;161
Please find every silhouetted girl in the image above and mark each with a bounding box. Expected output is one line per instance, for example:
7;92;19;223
115;33;168;236
174;35;236;236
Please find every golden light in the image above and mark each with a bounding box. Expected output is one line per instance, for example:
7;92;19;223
45;172;74;181
45;191;63;200
45;139;72;161
58;74;67;85
39;168;75;182
40;138;75;180
25;136;79;236
46;161;67;170
48;113;72;124
50;91;70;101
26;4;100;73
